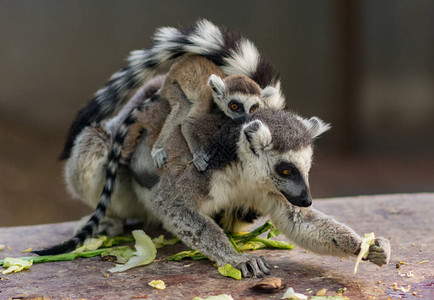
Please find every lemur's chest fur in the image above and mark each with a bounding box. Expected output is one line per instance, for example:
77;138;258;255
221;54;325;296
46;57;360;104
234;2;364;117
200;161;272;218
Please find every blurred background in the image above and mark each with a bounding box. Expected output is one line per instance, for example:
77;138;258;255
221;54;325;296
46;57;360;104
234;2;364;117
0;0;433;227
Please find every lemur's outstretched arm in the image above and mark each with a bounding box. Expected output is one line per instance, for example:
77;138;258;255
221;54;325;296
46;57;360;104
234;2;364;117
268;197;391;266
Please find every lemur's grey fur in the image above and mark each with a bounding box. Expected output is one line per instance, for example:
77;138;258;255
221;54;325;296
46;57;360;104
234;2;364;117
36;93;390;277
33;76;166;255
152;55;277;171
60;19;284;160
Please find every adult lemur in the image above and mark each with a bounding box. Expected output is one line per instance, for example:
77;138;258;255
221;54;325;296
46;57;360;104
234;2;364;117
37;92;390;277
36;20;390;277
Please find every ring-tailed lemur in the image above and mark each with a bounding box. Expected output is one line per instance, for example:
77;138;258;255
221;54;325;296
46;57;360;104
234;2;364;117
60;19;284;160
36;94;390;278
152;55;277;170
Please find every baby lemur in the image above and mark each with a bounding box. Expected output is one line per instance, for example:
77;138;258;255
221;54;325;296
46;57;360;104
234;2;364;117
36;91;390;278
152;55;277;170
60;20;285;161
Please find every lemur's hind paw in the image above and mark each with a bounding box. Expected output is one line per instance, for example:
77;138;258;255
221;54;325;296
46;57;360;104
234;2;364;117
192;151;210;172
151;147;167;168
367;237;391;267
228;254;271;278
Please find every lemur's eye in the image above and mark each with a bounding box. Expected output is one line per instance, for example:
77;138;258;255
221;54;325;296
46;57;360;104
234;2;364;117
275;162;299;178
249;104;259;113
230;103;239;111
282;169;291;175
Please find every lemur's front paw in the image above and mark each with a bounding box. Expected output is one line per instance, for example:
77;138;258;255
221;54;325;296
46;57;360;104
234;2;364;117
192;150;210;172
228;254;271;278
151;147;167;168
367;237;391;267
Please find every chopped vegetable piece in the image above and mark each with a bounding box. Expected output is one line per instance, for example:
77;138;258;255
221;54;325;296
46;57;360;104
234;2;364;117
354;232;375;274
168;250;207;261
148;279;166;290
73;236;107;253
315;288;327;296
267;227;282;239
101;246;134;264
193;295;234;300
417;260;429;264
2;258;33;274
281;287;308;299
217;264;241;280
152;235;179;249
0;245;4;251
21;248;32;253
108;230;157;273
102;236;134;247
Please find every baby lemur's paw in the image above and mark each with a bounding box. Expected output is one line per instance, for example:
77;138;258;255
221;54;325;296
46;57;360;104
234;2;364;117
151;147;167;168
228;254;271;278
367;237;391;267
193;150;210;172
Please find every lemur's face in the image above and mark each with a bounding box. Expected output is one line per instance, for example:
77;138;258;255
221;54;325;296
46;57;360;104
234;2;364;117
269;148;313;207
224;94;261;122
238;112;329;208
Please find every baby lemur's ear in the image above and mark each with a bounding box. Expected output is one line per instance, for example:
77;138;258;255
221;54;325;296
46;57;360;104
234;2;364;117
208;74;226;99
298;116;331;139
261;86;277;99
242;120;272;155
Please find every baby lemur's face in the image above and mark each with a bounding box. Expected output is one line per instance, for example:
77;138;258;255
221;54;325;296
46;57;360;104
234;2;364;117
224;93;260;122
208;74;277;122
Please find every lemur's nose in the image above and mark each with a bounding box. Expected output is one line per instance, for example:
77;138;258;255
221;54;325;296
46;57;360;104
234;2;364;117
234;115;248;124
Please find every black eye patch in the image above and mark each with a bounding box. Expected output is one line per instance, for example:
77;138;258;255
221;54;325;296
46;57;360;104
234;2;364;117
249;103;259;113
274;161;300;179
228;100;245;113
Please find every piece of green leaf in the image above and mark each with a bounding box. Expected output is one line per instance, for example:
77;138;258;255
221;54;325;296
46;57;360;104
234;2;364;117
108;230;157;273
152;235;179;249
354;232;375;274
251;237;295;250
102;236;134;247
217;263;241;280
237;240;267;251
101;246;134;264
168;250;207;261
73;236;107;253
2;258;33;274
281;287;308;299
267;227;282;239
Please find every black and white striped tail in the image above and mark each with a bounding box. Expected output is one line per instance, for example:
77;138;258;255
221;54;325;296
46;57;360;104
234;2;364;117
60;19;281;160
34;105;145;255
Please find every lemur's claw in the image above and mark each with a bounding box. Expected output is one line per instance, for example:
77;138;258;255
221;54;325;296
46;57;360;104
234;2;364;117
151;147;167;168
229;254;271;278
367;237;391;267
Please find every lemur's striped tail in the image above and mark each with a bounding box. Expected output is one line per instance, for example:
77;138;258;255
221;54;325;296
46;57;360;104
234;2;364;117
34;105;146;255
60;19;283;160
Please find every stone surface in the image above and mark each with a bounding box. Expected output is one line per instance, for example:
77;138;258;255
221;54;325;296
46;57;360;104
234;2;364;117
0;194;433;299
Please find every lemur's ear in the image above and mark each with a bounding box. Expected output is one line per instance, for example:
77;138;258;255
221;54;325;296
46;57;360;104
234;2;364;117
208;74;226;99
261;86;277;99
242;120;272;155
298;116;331;139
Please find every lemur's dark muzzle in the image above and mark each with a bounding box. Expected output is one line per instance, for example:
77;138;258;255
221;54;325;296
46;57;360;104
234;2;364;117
281;190;312;207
